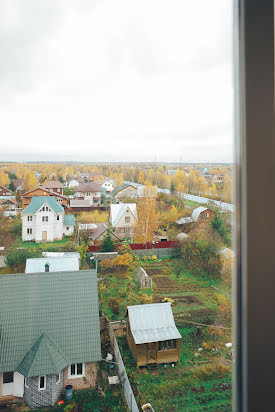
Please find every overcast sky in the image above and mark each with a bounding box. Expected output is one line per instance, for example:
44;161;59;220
0;0;233;163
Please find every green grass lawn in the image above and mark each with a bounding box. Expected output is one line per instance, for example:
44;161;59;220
117;329;232;412
13;236;73;250
99;257;232;411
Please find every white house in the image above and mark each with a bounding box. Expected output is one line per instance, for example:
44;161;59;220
66;179;80;188
110;203;138;240
22;196;75;242
101;181;114;194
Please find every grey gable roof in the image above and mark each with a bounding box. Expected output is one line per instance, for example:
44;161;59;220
127;303;182;344
0;270;101;376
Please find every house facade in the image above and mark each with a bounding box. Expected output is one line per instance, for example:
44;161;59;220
101;181;114;194
0;185;14;200
79;222;119;245
43;180;64;195
0;198;18;217
0;270;101;408
126;303;181;367
110;203;137;240
22;196;75;242
22;187;68;210
75;183;101;206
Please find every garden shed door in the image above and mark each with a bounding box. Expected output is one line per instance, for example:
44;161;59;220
147;343;157;363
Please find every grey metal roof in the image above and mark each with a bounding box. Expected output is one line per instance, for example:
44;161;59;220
127;303;182;344
25;257;80;273
176;217;193;225
191;206;208;221
70;199;92;207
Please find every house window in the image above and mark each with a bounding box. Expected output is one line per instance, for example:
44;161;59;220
46;207;48;211
38;375;46;390
3;372;13;384
42;216;48;222
42;207;45;211
27;216;32;221
56;373;60;384
158;340;177;351
45;263;49;272
68;363;84;378
27;228;32;234
66;226;69;230
57;215;59;220
125;216;130;223
36;191;38;194
86;192;90;196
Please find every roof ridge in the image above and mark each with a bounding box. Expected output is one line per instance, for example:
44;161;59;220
16;333;45;377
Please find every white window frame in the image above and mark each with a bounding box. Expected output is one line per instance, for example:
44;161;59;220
38;375;46;391
27;228;32;235
57;215;60;220
68;363;85;379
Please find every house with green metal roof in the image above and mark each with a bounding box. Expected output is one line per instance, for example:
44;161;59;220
0;269;101;408
22;196;75;242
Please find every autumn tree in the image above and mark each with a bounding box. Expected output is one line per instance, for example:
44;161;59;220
22;170;38;192
0;170;9;187
135;185;159;243
79;210;108;224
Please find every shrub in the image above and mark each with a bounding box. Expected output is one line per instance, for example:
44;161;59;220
10;219;22;235
108;297;120;314
100;253;133;273
5;248;40;272
117;243;132;255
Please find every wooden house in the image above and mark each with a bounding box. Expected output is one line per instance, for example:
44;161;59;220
22;187;68;209
191;206;215;223
126;303;181;367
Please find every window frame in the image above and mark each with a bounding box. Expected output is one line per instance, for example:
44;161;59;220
68;363;85;379
3;372;14;384
56;373;60;384
234;1;275;410
38;375;46;391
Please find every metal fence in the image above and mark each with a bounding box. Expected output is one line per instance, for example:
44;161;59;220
131;247;177;259
109;324;140;412
124;180;234;212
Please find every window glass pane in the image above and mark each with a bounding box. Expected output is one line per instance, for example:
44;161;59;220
3;372;13;384
71;364;75;375
39;376;45;388
77;363;82;375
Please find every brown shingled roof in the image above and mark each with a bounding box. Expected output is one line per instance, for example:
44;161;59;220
43;180;63;189
76;182;101;192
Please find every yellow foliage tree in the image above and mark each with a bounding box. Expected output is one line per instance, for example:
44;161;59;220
22;170;38;192
135;185;159;243
0;170;10;187
79;210;108;223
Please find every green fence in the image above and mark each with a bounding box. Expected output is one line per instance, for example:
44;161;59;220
131;247;177;259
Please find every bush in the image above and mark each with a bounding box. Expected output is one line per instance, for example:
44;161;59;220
117;243;132;255
10;219;22;235
100;253;133;273
5;248;40;272
108;297;120;314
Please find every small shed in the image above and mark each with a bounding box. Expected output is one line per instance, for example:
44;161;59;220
191;206;215;222
126;303;182;367
135;267;152;289
92;252;118;270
